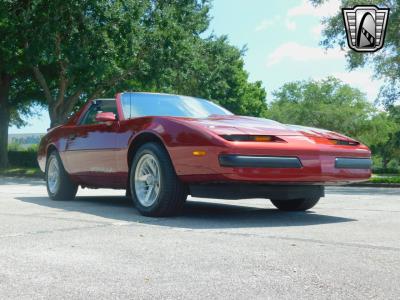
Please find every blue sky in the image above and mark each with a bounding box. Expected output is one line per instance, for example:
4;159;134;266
9;0;383;134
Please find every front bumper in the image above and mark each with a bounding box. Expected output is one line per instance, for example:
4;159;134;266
219;155;302;168
334;158;372;169
220;155;372;170
170;138;372;184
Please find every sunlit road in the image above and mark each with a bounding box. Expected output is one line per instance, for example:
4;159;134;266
0;177;399;299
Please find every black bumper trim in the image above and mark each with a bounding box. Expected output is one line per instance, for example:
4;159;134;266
190;184;325;200
335;158;372;169
219;155;302;168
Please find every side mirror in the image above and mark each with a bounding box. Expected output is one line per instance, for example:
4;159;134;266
95;112;116;123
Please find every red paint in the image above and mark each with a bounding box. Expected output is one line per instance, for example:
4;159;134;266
37;93;372;189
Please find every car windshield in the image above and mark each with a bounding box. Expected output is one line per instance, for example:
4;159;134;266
121;93;233;119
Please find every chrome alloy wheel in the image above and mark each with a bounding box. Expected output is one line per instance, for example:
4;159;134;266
134;153;161;207
47;156;60;194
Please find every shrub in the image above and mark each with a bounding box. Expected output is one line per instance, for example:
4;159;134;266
372;167;400;175
7;149;38;168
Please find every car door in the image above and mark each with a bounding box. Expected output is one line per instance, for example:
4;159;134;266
64;99;120;187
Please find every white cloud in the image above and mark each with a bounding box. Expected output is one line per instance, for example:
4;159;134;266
283;0;339;35
287;0;341;18
255;15;297;32
266;42;345;66
286;19;297;31
311;24;324;38
255;16;281;32
328;70;384;102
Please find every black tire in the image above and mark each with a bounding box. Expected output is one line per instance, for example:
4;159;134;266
129;142;187;217
45;151;78;201
270;197;320;211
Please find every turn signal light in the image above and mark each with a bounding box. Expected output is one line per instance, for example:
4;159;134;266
193;150;207;156
254;136;273;142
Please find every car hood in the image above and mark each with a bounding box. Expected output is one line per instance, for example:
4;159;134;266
178;115;357;142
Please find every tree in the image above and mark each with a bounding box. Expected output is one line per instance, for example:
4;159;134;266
268;77;400;167
22;0;158;127
267;77;375;140
23;0;266;125
356;111;399;168
0;0;43;168
194;37;267;117
121;35;267;116
310;0;400;168
370;127;400;169
1;0;267;171
311;0;400;108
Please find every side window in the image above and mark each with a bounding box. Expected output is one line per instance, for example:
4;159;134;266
79;100;118;125
121;93;132;119
80;105;100;125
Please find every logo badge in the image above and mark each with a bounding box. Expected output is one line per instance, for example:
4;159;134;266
342;5;389;52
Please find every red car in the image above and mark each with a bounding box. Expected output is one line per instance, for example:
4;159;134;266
38;92;372;216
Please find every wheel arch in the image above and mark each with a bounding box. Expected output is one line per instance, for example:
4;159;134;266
38;143;59;172
46;144;58;158
127;131;174;170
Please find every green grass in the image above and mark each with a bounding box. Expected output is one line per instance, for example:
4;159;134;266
369;175;400;184
0;167;43;178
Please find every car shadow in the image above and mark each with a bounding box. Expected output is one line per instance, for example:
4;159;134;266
16;195;355;229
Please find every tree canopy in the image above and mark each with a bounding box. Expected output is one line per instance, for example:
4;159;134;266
267;77;374;139
20;0;267;125
310;0;400;108
0;0;267;168
267;77;400;168
0;0;45;167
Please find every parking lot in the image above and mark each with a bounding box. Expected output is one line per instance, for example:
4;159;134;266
0;177;399;299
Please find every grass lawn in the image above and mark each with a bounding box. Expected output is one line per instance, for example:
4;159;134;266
369;174;400;184
0;167;43;178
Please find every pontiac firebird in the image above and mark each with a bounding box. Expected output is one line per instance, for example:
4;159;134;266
38;92;372;216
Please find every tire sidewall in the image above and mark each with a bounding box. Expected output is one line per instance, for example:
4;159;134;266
46;152;61;199
130;143;169;214
271;197;320;211
45;150;77;201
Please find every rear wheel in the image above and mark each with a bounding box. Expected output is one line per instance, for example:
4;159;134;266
270;197;320;211
45;151;78;201
130;142;187;217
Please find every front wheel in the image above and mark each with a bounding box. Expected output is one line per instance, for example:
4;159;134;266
45;151;78;201
130;142;187;217
270;197;320;211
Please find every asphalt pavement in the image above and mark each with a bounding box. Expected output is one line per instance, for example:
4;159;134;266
0;177;399;299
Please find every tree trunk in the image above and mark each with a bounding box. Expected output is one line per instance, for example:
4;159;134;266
0;74;11;169
382;157;390;170
48;102;70;128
